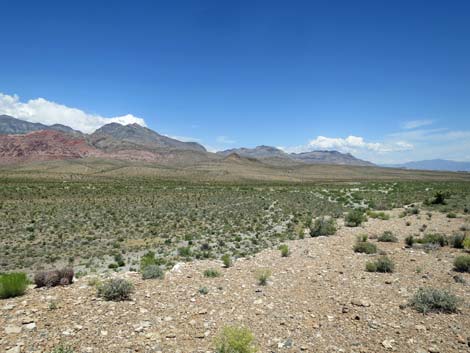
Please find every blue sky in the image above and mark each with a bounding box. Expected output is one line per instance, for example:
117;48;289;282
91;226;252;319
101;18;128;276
1;0;469;163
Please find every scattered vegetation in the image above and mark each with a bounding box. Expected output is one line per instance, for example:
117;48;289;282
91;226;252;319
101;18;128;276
0;272;28;299
366;210;390;220
256;269;271;286
377;231;398;242
204;268;221;278
97;278;134;301
353;235;377;254
409;287;459;314
141;264;164;280
450;233;465;249
365;256;395;273
221;254;233;268
278;244;290;257
345;209;367;227
453;255;470;273
214;325;258;353
49;345;75;353
310;216;337;236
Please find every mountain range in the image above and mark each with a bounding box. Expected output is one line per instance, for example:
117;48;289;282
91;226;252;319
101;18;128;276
0;115;375;167
382;159;470;172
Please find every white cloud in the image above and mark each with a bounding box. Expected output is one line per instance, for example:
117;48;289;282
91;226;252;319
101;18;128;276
402;119;433;130
284;135;413;155
0;92;146;133
216;135;236;144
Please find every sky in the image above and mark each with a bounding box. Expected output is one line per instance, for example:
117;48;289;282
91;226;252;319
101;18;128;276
0;0;469;163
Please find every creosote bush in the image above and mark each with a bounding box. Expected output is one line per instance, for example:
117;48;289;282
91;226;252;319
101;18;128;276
453;255;470;273
365;256;394;273
214;325;258;353
0;272;28;299
377;231;398;243
141;264;164;280
409;287;459;314
405;235;415;248
49;345;75;353
450;234;465;249
221;254;232;268
418;233;448;247
97;278;134;301
204;268;221;278
278;244;290;257
366;210;390;220
310;216;337;236
256;269;271;286
353;235;377;254
345;209;367;227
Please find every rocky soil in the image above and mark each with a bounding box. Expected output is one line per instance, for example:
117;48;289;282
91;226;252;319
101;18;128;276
1;210;469;353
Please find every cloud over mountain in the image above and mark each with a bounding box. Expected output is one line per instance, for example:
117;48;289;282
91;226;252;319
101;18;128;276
0;93;146;133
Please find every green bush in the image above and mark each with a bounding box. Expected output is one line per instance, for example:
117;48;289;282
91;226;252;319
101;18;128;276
377;231;398;242
405;235;415;247
409;287;459;314
0;272;28;299
430;191;447;205
353;236;377;254
366;210;390;220
447;212;457;219
256;269;271;286
464;237;470;250
278;244;290;257
345;209;367;227
310;216;337;236
214;325;258;353
366;256;394;273
141;265;164;280
221;254;232;268
419;233;448;247
97;278;134;301
204;268;221;278
453;255;470;272
450;234;465;249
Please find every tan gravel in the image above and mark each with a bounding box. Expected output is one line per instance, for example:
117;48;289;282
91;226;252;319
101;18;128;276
1;209;469;353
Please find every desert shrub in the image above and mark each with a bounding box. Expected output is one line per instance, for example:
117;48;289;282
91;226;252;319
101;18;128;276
353;235;377;254
447;212;457;219
405;206;420;215
345;209;366;227
450;234;465;249
377;231;398;242
204;268;221;278
141;265;164;280
453;255;470;272
97;278;134;301
34;268;74;288
278;244;290;257
310;216;337;236
0;272;28;299
199;286;209;295
49;345;75;353
221;254;232;268
409;287;459;314
256;269;271;286
367;210;390;220
464;237;470;251
405;235;415;247
214;325;257;353
430;191;447;205
366;256;394;273
178;246;192;257
419;233;448;247
140;251;157;269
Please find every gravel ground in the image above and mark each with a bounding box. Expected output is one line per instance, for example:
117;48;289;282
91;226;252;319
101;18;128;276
1;209;469;353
